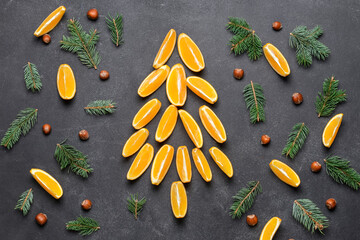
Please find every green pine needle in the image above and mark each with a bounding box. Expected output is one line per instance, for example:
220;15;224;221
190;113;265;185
243;81;265;123
292;199;329;234
315;76;347;117
106;14;124;47
324;156;360;190
66;216;100;236
282;123;309;159
1;108;38;149
24;62;42;92
84;100;116;116
127;193;146;220
14;188;33;216
229;181;262;219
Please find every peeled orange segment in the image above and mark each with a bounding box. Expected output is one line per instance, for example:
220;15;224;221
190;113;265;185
34;6;66;37
199;105;227;143
209;147;233;178
138;65;170;97
322;113;343;148
269;160;300;187
153;29;177;69
30;168;63;199
155;105;178;142
178;110;203;148
132;99;161;130
127;143;154;180
151;144;174;185
171;181;188;218
176;146;192;183
263;43;290;77
166;64;187;106
259;217;282;240
186;76;218;104
57;64;76;100
122;128;149;157
192;148;212;182
178;33;205;72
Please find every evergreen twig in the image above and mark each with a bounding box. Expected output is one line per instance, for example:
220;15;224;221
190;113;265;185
243;81;265;123
66;216;100;236
84;100;116;116
14;188;33;216
282;123;309;159
23;62;42;92
106;14;123;47
127;193;146;220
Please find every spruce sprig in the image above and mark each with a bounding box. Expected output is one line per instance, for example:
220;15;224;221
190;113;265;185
127;193;146;220
66;216;100;236
243;81;265;123
226;17;262;60
54;140;93;178
324;156;360;190
1;108;38;149
14;188;33;216
24;62;42;92
316;76;347;117
229;181;262;219
282;123;309;159
106;14;123;47
292;199;329;234
289;25;330;67
84;100;116;116
60;19;101;69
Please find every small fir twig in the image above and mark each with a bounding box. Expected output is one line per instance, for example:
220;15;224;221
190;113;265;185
292;199;329;234
84;100;116;116
106;14;123;47
1;108;38;149
14;188;33;216
23;62;42;92
243;81;265;123
127;194;146;220
282;123;309;159
66;216;100;236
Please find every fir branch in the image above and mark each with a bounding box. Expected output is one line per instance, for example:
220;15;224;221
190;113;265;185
1;108;38;149
127;193;146;220
324;156;360;190
243;81;265;123
282;123;309;159
60;19;101;69
315;76;347;117
84;100;116;116
23;62;42;92
106;14;123;47
292;199;329;234
14;188;33;216
66;216;100;236
54;140;93;178
229;181;262;219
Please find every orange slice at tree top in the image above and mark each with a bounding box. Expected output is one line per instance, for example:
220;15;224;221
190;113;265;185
34;6;66;37
127;143;154;180
178;109;203;148
263;43;290;77
192;148;212;182
186;76;218;104
178;33;205;72
199;105;227;143
176;146;192;183
269;160;300;187
171;181;188;218
57;64;76;100
155;105;178;142
153;29;176;69
259;217;282;240
30;168;63;199
166;64;187;106
138;65;170;97
132;99;161;129
151;144;174;185
122;128;149;157
209;147;233;178
322;113;343;148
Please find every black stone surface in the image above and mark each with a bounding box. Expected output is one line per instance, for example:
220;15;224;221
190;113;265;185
1;0;359;239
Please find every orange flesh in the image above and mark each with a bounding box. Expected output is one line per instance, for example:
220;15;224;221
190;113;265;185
322;113;343;148
34;6;66;37
57;64;76;100
127;143;154;180
166;64;187;106
259;217;282;240
138;65;170;97
155;105;178;142
176;146;192;183
178;110;203;148
263;43;290;77
153;29;176;69
186;76;218;104
209;147;233;178
122;128;149;157
192;148;212;182
171;181;188;218
269;160;300;187
151;144;174;185
132;99;161;129
199;105;226;143
30;168;63;199
178;33;205;72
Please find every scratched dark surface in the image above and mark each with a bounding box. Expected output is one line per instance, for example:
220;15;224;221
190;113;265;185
0;0;359;239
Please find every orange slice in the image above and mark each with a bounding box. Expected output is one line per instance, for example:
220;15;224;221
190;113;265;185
153;29;177;69
171;181;187;218
186;76;218;104
166;64;187;106
132;99;161;129
259;217;282;240
178;110;203;148
209;147;233;178
155;105;178;142
199;105;226;143
269;160;300;187
192;148;212;182
322;113;343;148
57;64;76;100
176;146;192;183
34;6;66;37
30;168;63;199
263;43;290;77
122;128;149;157
178;33;205;72
138;65;170;97
127;143;154;180
151;144;174;185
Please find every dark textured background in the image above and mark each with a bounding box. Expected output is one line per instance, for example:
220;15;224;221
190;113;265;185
1;0;359;239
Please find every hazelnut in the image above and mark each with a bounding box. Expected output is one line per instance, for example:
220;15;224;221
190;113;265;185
233;68;244;80
87;9;98;20
326;198;336;210
79;130;89;141
42;124;51;135
292;92;303;105
261;135;271;145
311;161;322;172
99;70;110;80
272;21;282;31
35;213;47;226
42;34;51;44
81;199;92;210
246;214;258;226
